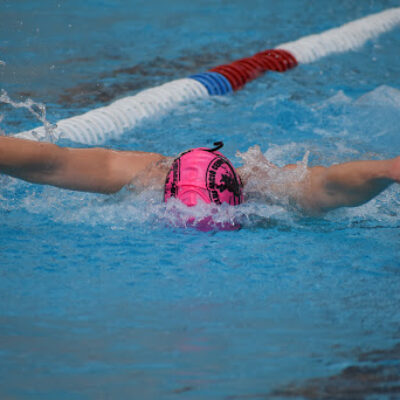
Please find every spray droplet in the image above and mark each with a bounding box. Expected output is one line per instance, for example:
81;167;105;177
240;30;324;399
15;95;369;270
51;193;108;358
0;89;59;142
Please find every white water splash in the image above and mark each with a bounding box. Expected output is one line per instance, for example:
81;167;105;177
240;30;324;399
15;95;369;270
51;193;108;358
237;145;310;210
0;89;58;142
0;60;5;67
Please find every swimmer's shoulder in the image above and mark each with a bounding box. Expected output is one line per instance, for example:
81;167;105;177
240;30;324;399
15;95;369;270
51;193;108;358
112;150;173;191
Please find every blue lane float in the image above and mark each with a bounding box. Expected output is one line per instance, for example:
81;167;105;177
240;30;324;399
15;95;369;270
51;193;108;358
189;72;233;95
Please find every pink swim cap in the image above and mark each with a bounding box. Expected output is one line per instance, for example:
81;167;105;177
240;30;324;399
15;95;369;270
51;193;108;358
164;142;243;208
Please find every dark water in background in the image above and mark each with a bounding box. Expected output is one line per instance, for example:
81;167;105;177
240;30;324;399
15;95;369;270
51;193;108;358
1;1;400;398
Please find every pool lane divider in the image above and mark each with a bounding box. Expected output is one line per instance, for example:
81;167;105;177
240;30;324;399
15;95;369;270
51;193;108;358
14;7;400;145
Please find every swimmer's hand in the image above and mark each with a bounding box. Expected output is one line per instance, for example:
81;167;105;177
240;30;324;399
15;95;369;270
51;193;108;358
0;137;166;194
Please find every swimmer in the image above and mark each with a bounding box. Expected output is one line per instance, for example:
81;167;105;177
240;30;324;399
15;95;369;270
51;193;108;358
0;136;399;215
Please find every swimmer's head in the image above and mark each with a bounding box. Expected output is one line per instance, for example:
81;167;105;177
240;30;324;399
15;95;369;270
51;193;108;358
164;142;243;208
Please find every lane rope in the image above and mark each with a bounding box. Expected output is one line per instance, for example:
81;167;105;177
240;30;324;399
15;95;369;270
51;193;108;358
14;7;400;145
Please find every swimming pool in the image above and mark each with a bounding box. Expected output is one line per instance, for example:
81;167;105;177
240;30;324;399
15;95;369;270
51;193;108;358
1;0;400;398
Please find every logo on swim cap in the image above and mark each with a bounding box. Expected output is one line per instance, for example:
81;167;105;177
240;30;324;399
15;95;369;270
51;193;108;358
164;144;243;207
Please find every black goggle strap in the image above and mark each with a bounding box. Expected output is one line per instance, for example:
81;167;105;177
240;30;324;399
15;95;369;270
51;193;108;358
206;141;224;152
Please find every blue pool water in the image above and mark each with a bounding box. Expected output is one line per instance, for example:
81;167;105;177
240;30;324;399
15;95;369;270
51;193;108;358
1;1;400;399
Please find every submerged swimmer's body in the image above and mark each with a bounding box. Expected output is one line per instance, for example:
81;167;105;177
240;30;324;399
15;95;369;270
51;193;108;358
1;136;400;215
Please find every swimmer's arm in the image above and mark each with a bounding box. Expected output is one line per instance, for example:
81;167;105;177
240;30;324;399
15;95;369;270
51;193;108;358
300;159;399;213
238;157;400;213
0;136;165;193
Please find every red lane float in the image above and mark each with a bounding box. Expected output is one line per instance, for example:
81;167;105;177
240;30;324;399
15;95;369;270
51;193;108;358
210;49;298;91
